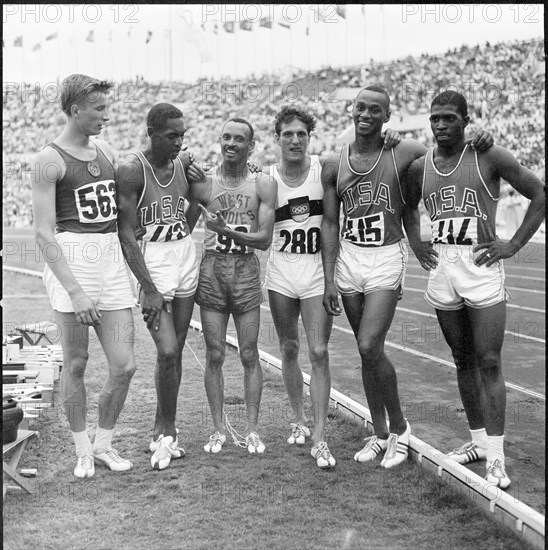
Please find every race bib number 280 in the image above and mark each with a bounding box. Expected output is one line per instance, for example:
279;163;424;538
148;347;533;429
74;180;117;223
341;213;384;246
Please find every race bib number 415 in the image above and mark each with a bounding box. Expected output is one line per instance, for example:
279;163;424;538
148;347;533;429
431;217;477;245
341;213;384;246
74;180;117;223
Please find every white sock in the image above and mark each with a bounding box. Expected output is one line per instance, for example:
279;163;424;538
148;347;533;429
93;427;114;452
470;428;488;449
487;435;505;464
72;430;92;456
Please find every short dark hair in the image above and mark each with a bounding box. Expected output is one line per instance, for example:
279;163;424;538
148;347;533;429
222;118;254;141
60;74;113;116
147;103;184;131
358;85;391;110
274;105;316;136
431;91;468;118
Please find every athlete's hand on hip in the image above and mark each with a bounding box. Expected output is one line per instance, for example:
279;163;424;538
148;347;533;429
382;128;401;149
141;289;167;331
410;241;439;271
323;283;342;316
247;161;263;173
466;129;494;152
71;290;102;326
198;204;228;234
474;238;517;267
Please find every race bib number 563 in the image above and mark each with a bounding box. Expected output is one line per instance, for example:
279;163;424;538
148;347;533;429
74;180;117;223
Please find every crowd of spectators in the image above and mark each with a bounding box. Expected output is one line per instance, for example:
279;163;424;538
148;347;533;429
3;37;544;228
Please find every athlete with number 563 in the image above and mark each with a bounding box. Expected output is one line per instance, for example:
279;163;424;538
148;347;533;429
32;74;136;479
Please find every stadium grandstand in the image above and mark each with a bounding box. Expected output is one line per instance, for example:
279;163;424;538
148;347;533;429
3;37;545;237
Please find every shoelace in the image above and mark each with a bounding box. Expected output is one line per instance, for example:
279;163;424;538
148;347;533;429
102;449;126;463
77;453;94;470
247;433;262;449
384;434;398;459
452;442;475;454
208;432;225;448
361;436;377;452
489;459;506;475
314;441;331;460
290;423;306;440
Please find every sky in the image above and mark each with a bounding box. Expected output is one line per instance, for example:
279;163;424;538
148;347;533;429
2;4;545;83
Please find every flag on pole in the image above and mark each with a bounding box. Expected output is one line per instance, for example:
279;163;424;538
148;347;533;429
145;30;152;44
86;30;94;42
259;17;272;29
223;22;235;33
13;36;22;47
45;32;58;41
32;43;41;52
240;21;252;31
337;6;346;19
277;19;290;29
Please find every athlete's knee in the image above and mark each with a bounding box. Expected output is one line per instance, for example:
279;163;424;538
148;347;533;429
280;338;299;363
452;348;475;371
357;340;384;365
240;346;259;370
206;346;225;369
111;357;137;384
308;342;328;366
476;350;502;376
64;351;89;378
157;346;179;370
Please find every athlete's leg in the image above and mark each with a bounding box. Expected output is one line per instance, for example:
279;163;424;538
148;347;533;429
300;295;332;446
201;308;230;436
144;305;180;441
344;289;406;436
171;294;196;424
56;311;90;434
467;302;506;436
435;308;486;430
233;306;262;435
94;308;137;432
341;293;389;439
268;290;307;426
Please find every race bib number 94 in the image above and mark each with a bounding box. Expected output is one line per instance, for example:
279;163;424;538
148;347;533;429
215;224;250;254
341;213;384;246
431;217;477;245
74;180;117;223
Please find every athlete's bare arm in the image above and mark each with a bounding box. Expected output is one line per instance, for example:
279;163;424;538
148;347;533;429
402;156;438;271
320;153;342;316
198;172;277;251
116;157;165;330
474;145;545;266
32;146;101;326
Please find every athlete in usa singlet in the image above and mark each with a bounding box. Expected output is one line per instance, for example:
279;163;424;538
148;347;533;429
421;144;499;245
337;145;405;247
132;150;191;242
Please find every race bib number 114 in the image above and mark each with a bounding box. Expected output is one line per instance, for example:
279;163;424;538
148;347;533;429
431;217;477;245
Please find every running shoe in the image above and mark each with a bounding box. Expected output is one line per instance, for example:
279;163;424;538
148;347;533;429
311;441;336;468
150;429;185;459
151;435;178;470
287;423;311;445
204;431;227;454
485;459;511;489
446;442;487;464
74;452;95;478
354;436;388;463
381;421;411;469
93;447;133;472
246;432;265;454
